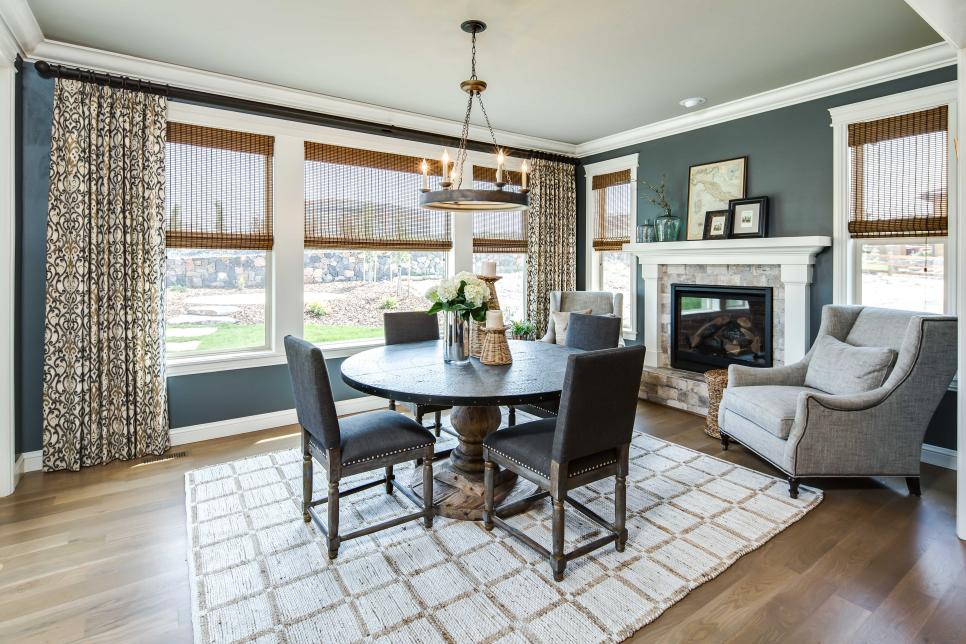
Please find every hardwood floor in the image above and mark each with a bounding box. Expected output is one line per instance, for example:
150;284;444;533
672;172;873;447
0;401;962;643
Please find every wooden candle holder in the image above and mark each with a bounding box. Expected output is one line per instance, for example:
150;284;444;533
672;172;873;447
480;327;512;366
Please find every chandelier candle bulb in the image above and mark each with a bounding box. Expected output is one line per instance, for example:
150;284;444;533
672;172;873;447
496;150;505;184
486;310;504;330
521;160;528;191
481;259;497;277
420;159;430;192
441;150;450;187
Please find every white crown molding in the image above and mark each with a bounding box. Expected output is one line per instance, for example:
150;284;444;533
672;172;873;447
27;39;576;156
576;42;957;158
0;15;19;62
0;0;42;56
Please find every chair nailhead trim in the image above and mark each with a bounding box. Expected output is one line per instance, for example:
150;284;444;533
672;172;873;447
488;449;616;478
570;460;617;476
343;442;434;466
488;448;546;477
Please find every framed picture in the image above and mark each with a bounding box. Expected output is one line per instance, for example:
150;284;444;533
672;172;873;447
729;196;769;238
702;209;731;240
686;156;747;240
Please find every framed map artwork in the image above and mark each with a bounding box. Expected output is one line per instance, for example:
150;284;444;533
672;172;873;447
685;157;747;240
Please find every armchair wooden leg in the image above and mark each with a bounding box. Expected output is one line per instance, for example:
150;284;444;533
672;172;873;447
327;479;340;559
551;498;566;582
434;410;442;437
721;433;731;451
388;399;396;411
423;446;434;528
615;473;627;552
416;411;424;428
385;465;394;494
508;406;516;427
483;459;495;531
301;435;312;524
788;477;800;499
906;476;922;497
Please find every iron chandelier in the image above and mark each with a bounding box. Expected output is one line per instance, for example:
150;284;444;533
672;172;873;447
418;20;529;212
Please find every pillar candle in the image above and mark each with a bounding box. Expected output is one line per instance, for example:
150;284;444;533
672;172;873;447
481;260;497;277
486;310;504;329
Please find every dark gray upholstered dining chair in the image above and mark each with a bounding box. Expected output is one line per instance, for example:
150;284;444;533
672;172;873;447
384;311;451;436
484;345;646;581
514;313;625;421
284;336;435;560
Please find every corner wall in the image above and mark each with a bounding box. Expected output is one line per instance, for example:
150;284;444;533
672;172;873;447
577;65;958;450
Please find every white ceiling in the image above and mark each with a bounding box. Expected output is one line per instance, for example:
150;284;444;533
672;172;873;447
25;0;941;144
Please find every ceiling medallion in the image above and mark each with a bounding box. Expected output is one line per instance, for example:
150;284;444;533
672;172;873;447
419;20;529;212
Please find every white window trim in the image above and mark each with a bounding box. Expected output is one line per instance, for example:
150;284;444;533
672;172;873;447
583;153;639;339
830;82;958;391
164;101;513;376
830;81;958;312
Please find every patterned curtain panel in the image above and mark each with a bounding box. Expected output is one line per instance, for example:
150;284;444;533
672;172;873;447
525;158;577;335
43;79;169;472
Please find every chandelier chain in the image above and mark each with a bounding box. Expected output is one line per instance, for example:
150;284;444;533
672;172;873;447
451;27;500;189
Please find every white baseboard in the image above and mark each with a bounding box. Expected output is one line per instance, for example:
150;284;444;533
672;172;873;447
19;400;956;474
168;395;385;447
921;443;958;471
19;395;387;473
19;450;41;474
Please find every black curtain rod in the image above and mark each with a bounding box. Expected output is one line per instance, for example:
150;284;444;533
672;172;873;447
33;60;577;165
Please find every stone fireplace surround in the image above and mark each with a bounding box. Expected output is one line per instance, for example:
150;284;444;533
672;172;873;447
622;237;831;415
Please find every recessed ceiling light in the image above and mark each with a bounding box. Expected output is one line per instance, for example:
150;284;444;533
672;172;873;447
679;97;706;109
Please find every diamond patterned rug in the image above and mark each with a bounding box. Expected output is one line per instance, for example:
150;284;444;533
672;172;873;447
185;426;822;643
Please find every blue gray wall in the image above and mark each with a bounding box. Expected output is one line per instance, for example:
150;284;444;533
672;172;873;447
15;63;363;454
577;65;958;450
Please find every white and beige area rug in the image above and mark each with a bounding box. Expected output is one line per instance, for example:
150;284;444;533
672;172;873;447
185;428;822;643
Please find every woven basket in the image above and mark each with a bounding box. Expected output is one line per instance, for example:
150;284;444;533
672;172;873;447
480;327;512;365
704;369;728;439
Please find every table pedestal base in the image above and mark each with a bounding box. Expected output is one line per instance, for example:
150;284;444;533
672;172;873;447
409;404;520;520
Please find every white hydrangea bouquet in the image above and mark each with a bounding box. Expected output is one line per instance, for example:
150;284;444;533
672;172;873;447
425;271;490;322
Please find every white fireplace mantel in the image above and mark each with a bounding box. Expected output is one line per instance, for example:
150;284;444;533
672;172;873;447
622;236;832;368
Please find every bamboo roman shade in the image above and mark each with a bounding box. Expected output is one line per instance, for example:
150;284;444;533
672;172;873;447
303;142;451;250
165;122;275;250
847;105;948;239
592;169;632;251
472;165;527;253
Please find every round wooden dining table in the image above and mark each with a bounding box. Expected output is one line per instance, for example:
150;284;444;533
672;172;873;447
341;339;580;520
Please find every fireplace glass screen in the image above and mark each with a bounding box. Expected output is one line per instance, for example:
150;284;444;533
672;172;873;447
670;284;773;372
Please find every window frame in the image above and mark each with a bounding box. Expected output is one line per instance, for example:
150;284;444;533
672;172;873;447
166;101;522;376
584;153;639;339
830;83;958;391
830;82;958;314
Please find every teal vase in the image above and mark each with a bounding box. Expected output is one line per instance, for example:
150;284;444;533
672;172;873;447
655;213;681;242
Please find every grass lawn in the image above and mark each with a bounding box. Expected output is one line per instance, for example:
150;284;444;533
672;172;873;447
167;323;384;353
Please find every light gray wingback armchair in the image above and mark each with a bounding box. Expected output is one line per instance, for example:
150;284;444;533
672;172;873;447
541;291;624;344
718;305;957;499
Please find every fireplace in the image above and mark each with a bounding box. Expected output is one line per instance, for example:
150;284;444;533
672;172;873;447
670;284;773;373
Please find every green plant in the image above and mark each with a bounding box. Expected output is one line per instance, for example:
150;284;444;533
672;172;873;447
509;318;537;339
641;174;672;216
378;297;398;310
305;302;328;317
168;283;187;294
235;276;247;290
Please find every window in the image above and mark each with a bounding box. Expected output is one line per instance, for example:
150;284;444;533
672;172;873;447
586;160;637;334
303;142;451;343
840;102;952;314
164;123;274;356
472;165;528;321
